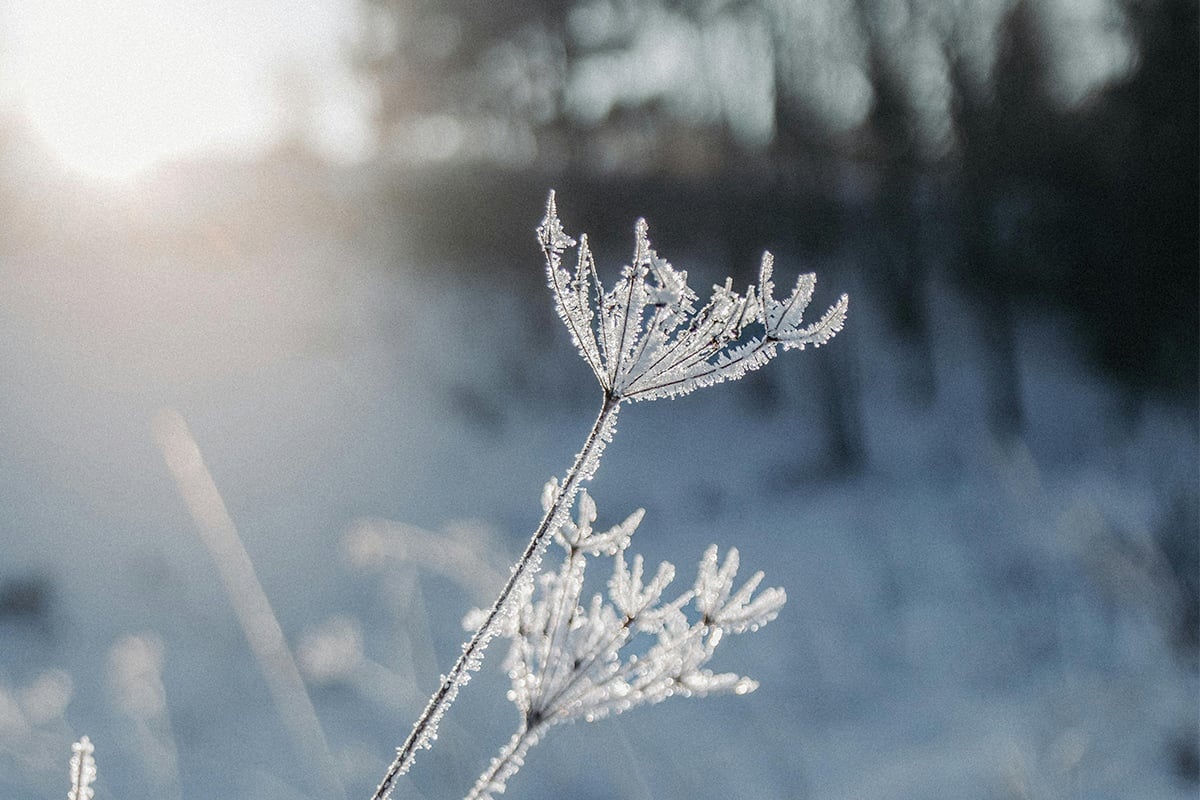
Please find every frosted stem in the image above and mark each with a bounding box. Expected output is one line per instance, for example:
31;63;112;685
371;395;621;800
463;721;545;800
68;736;96;800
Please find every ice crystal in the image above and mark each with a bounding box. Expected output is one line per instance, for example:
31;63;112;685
539;191;848;402
464;485;785;799
68;736;96;800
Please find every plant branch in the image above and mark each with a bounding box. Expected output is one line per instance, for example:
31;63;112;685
464;721;545;800
371;394;621;800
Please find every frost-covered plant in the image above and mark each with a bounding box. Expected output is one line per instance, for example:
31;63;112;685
464;486;785;799
540;191;848;403
372;193;846;799
67;736;96;800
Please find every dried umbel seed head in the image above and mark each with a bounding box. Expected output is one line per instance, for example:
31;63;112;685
539;191;848;403
464;485;785;800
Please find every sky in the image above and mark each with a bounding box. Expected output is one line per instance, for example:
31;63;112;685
0;0;372;183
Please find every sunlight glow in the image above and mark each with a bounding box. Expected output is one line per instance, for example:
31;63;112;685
2;2;266;182
1;0;368;183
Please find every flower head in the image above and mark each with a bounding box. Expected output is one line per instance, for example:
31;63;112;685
539;191;849;402
478;484;785;731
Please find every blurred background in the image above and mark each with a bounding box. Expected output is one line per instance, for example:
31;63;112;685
0;0;1196;798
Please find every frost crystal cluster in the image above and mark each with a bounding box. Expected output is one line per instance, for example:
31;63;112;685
464;486;786;799
539;191;848;402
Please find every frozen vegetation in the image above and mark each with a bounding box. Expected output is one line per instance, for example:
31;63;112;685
371;193;843;798
0;173;1195;800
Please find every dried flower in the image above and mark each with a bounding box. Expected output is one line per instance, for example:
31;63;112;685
465;486;785;799
539;191;848;402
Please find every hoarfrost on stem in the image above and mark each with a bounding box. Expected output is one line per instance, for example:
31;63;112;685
68;736;96;800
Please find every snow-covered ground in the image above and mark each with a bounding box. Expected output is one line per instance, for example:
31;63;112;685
0;177;1195;799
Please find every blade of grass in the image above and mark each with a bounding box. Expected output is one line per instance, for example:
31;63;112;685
153;407;346;800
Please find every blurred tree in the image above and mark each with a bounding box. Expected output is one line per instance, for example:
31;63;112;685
943;0;1198;407
941;0;1064;437
1079;0;1199;400
853;0;937;406
352;0;570;165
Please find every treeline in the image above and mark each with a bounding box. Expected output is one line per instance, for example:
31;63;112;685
359;0;1197;403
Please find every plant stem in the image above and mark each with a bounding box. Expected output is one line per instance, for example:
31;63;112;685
464;721;545;800
371;394;620;800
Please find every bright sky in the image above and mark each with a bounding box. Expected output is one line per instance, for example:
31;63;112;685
0;0;372;183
